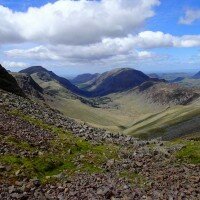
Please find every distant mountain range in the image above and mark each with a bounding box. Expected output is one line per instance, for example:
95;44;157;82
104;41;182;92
169;71;200;88
170;77;185;83
1;64;199;101
71;73;100;85
72;68;165;96
18;66;165;97
193;71;200;79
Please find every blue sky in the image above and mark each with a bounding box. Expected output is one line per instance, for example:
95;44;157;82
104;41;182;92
0;0;200;76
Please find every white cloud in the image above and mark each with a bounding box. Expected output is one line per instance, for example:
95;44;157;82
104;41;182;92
5;44;156;63
104;31;200;49
0;0;160;45
6;46;61;60
5;31;200;64
179;9;200;25
138;51;154;58
1;61;27;68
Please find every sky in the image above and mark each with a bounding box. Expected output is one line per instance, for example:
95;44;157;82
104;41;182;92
0;0;200;76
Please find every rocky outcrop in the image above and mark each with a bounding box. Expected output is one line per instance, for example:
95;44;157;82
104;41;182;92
135;82;200;105
0;65;25;97
11;72;44;99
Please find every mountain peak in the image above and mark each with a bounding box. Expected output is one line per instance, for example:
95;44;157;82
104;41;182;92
19;66;48;75
19;66;89;97
85;68;151;96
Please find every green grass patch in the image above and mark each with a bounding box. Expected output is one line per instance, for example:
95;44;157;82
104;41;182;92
119;170;146;187
176;140;200;164
4;135;34;151
134;127;166;140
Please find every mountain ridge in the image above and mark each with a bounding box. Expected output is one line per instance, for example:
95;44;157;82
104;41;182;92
20;66;166;97
11;72;44;100
0;64;26;97
71;73;100;85
84;68;162;96
193;71;200;79
20;66;90;97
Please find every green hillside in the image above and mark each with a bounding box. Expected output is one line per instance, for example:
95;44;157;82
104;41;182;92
124;104;200;140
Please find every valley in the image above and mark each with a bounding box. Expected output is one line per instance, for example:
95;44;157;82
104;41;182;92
1;1;200;199
0;64;200;199
9;65;200;139
0;88;199;199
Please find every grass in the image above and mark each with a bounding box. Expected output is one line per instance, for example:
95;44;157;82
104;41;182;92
1;109;120;182
119;170;146;187
165;137;200;164
3;135;34;151
125;105;200;140
47;96;124;131
175;140;200;164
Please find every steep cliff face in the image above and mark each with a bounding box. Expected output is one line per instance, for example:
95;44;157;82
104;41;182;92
0;64;25;97
11;72;44;99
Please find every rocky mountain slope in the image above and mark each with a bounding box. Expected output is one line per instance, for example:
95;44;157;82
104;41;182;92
134;81;199;105
11;72;44;100
0;65;25;97
19;66;102;109
0;88;199;199
20;66;89;97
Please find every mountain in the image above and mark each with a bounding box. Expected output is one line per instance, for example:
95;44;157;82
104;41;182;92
135;81;199;105
20;67;165;97
85;68;158;96
20;66;89;96
193;71;200;79
169;76;200;88
148;73;160;79
158;72;191;81
170;77;185;83
11;72;44;100
0;64;25;97
71;73;100;85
